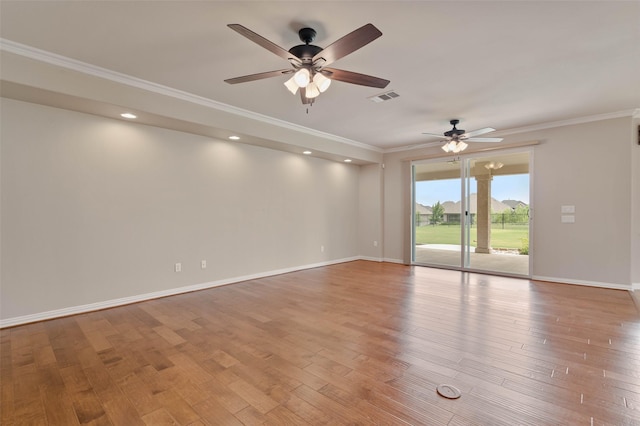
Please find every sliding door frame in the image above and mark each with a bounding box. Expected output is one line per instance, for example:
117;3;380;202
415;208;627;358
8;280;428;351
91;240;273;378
411;146;534;278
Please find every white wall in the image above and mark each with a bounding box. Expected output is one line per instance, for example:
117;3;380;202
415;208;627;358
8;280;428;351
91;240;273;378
2;98;636;325
358;163;383;260
511;118;632;287
381;152;411;264
1;98;360;322
382;116;636;288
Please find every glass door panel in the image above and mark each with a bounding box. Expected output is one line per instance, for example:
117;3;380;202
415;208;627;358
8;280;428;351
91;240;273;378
465;152;530;275
413;159;462;268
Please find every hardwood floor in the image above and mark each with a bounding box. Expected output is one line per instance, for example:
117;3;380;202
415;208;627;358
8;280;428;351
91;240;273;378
2;260;639;425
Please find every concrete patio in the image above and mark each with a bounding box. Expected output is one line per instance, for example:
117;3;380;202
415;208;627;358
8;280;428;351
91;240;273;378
414;244;530;276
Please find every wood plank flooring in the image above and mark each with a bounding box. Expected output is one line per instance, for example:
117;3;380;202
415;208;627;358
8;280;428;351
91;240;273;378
2;260;639;425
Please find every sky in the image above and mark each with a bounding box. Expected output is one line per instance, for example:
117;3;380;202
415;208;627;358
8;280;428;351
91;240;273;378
415;174;530;207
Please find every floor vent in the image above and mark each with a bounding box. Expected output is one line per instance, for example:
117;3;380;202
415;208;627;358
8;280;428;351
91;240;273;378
369;90;400;103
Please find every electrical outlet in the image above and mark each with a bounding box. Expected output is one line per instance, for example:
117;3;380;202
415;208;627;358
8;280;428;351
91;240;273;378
201;260;207;269
175;262;182;272
373;241;378;247
321;245;325;252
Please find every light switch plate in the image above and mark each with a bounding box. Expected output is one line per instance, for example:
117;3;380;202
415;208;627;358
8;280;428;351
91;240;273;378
561;205;575;213
561;215;575;223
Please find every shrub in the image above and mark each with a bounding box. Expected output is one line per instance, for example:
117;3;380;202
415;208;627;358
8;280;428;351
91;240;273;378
519;237;529;255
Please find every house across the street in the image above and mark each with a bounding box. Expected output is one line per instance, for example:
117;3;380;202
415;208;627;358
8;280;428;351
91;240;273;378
416;194;527;225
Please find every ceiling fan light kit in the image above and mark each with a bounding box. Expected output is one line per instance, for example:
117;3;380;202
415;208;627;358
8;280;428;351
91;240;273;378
284;76;300;94
313;73;331;92
305;81;320;99
282;68;330;98
442;140;468;153
293;68;311;87
225;23;389;105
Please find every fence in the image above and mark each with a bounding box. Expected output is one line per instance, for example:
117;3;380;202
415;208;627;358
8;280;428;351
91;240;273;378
416;213;529;228
490;213;529;229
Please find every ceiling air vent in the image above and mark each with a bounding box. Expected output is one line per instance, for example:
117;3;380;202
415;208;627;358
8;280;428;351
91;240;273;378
368;90;400;103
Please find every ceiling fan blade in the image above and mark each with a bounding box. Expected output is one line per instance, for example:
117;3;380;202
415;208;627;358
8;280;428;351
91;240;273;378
422;132;447;137
312;23;382;66
465;137;504;142
463;127;496;138
228;24;301;63
224;69;293;84
323;68;389;88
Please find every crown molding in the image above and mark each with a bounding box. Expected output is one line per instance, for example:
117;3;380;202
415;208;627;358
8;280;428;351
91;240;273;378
384;141;443;154
495;109;640;137
0;38;382;154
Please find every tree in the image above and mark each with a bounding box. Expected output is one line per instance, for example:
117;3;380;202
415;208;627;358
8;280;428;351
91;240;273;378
506;204;530;224
502;204;530;224
515;204;530;223
431;201;444;225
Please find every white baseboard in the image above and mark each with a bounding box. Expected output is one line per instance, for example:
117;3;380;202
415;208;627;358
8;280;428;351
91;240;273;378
0;256;360;328
532;275;632;291
3;260;634;328
383;257;405;264
358;256;383;262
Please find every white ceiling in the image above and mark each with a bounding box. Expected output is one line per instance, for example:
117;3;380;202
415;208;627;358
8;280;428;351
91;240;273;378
1;1;639;151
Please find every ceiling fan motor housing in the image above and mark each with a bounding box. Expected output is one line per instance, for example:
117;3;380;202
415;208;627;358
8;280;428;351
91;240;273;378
289;44;322;62
444;119;465;137
289;27;323;63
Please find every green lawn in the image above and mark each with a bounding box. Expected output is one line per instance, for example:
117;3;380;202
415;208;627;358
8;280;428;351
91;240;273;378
415;224;528;249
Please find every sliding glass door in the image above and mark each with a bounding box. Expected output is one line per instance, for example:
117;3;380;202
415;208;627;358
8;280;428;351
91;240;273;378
412;150;531;276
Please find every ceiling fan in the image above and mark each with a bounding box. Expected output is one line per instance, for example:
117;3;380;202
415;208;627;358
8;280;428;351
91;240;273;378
423;119;503;153
224;23;390;105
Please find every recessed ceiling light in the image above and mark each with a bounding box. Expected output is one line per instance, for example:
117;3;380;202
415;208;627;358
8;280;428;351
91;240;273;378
120;113;137;119
344;159;352;163
229;135;240;140
303;150;312;155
